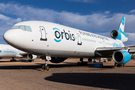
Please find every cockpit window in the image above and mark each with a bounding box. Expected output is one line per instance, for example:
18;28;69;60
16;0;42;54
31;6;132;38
12;26;20;29
20;26;25;30
25;26;31;32
11;25;32;32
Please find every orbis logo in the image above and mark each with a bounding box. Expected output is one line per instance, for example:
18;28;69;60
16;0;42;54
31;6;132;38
53;28;75;42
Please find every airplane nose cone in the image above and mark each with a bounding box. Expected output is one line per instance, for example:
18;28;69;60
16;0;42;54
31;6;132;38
4;30;17;45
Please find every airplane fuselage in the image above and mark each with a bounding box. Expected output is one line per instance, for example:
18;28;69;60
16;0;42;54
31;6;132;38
4;21;124;58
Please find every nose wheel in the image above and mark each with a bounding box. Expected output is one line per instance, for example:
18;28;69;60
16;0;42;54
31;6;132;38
41;56;51;71
42;59;50;71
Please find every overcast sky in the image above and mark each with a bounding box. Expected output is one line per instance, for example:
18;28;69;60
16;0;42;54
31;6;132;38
0;0;135;45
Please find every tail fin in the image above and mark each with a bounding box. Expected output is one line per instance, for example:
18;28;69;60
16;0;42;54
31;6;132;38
118;16;126;32
111;16;128;42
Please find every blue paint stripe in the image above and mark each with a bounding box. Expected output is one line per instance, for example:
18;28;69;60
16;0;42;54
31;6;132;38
121;16;125;25
53;28;60;31
54;38;61;42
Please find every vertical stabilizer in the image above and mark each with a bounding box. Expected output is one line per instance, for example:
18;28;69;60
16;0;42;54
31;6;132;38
118;16;126;32
110;16;128;42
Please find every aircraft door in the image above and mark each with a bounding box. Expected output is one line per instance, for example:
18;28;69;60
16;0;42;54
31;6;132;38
77;33;82;45
40;26;47;41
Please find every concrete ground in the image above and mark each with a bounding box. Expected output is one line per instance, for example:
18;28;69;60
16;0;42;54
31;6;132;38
0;58;134;90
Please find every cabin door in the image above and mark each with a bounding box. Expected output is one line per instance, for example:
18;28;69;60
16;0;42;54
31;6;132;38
40;26;47;41
77;33;82;45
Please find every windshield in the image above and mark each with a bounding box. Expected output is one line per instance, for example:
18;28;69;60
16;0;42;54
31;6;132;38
11;25;32;32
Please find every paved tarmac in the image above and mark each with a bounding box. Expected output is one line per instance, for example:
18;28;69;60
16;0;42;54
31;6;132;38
0;58;135;90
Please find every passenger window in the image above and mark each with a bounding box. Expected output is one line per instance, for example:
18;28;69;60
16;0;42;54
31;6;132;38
12;26;19;29
26;26;32;32
20;26;25;30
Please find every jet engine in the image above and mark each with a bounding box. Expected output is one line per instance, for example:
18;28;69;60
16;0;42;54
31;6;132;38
110;30;128;42
50;57;67;63
27;54;37;60
112;50;131;64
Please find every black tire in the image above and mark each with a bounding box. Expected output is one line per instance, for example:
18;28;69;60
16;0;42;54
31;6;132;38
28;60;32;62
10;60;16;62
84;62;87;66
77;62;81;66
88;58;92;62
42;65;49;71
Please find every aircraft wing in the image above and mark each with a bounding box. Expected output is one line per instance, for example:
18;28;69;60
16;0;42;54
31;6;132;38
125;45;135;47
95;47;123;57
125;45;135;53
96;47;123;51
95;46;135;57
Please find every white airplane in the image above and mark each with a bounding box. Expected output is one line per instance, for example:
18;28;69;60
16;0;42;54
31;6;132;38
0;44;37;62
3;16;135;70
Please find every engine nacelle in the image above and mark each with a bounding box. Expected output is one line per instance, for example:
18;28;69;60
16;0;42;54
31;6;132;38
50;57;67;63
112;50;131;64
110;30;128;42
27;54;37;60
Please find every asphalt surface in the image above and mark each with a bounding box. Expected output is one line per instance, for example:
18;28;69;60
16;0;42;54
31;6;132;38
0;58;135;90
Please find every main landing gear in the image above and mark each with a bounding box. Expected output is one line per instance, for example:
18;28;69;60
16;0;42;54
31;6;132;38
77;58;87;66
114;63;125;67
10;57;16;62
28;59;33;62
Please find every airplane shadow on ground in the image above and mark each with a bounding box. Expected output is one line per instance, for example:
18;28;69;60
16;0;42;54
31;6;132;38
0;60;121;70
0;59;30;62
0;63;89;70
0;60;133;70
0;65;42;69
45;73;135;90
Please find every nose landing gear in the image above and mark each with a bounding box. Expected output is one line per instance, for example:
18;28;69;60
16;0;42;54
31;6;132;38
41;56;51;71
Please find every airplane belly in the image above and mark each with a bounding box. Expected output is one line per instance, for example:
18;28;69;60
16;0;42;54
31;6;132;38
34;49;94;58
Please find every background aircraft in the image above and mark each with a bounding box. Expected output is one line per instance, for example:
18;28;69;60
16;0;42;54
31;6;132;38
3;16;135;70
0;44;37;62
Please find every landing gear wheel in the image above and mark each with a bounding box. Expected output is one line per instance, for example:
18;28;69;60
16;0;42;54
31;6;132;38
114;63;117;67
114;63;124;67
41;58;50;71
88;58;92;62
77;58;87;66
117;64;122;67
28;60;33;62
10;60;16;62
42;65;50;71
10;58;16;62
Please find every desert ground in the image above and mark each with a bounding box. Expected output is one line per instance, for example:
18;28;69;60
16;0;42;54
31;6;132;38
0;58;134;90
